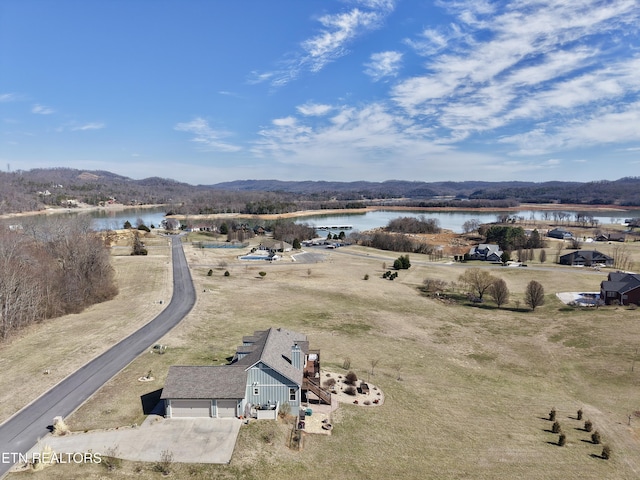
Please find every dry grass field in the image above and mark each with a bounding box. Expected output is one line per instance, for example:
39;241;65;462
6;232;640;480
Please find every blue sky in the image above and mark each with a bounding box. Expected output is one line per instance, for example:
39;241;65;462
1;0;639;185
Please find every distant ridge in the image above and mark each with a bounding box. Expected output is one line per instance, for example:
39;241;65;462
208;179;538;197
208;178;640;205
1;168;639;216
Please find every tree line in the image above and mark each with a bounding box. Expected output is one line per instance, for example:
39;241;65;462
423;268;545;311
0;217;117;341
3;168;639;217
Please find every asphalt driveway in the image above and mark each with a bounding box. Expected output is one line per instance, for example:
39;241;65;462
24;416;241;465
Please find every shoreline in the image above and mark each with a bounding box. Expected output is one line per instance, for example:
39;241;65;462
169;203;636;222
0;203;166;221
2;202;635;223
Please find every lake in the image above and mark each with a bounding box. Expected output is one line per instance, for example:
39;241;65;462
295;209;640;234
7;205;638;234
87;206;168;230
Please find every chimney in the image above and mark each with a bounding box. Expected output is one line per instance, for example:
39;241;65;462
291;343;302;370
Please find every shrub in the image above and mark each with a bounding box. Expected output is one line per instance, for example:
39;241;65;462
323;378;336;388
591;430;601;444
422;278;449;295
342;357;351;369
52;417;69;436
364;274;369;280
345;371;358;385
278;402;291;418
393;254;411;270
224;270;230;277
153;450;174;475
584;420;593;432
552;421;561;433
558;433;566;446
258;271;267;278
207;269;213;276
577;408;583;420
262;429;276;444
601;445;611;460
549;408;556;422
102;447;121;471
344;386;356;396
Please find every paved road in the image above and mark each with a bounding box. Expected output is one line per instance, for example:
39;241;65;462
0;236;196;478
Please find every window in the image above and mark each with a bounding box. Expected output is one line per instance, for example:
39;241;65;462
289;388;296;401
253;387;259;396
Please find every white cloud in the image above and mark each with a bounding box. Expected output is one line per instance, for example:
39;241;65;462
296;103;333;116
71;122;105;131
32;104;54;115
0;93;19;102
390;0;640;160
253;1;396;86
364;51;402;81
251;102;449;174
175;117;242;153
501;101;640;156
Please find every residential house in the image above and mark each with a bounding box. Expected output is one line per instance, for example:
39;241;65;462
600;272;640;305
468;244;503;262
161;328;329;419
595;232;626;242
160;218;181;230
258;238;293;252
547;228;573;239
559;250;614;267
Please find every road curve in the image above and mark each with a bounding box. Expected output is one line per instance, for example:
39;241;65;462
0;236;196;478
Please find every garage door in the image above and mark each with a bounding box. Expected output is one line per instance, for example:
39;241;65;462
216;400;237;418
170;399;211;418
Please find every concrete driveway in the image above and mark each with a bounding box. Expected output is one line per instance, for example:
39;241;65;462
25;416;240;465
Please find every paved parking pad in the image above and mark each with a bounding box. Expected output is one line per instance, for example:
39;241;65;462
26;416;240;464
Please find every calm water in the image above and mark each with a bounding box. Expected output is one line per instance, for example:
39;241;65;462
87;207;168;230
296;209;640;234
9;206;638;234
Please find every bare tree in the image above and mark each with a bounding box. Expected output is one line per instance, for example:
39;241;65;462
462;219;480;234
370;358;380;376
422;278;448;295
554;242;564;263
458;268;497;301
612;244;634;271
525;280;545;311
489;278;509;308
539;249;547;263
0;217;117;341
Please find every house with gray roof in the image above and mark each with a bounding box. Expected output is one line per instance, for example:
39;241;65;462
161;327;329;418
559;250;613;267
468;244;503;262
600;272;640;305
547;228;573;239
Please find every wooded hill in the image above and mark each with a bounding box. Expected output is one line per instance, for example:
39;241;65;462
1;168;639;216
